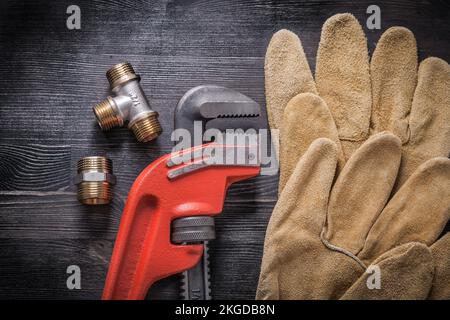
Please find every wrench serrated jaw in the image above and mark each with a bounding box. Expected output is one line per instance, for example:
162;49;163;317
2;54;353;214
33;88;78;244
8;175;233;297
203;242;212;300
179;271;189;300
199;101;261;119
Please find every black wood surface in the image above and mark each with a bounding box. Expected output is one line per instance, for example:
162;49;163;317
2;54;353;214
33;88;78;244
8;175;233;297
0;0;448;300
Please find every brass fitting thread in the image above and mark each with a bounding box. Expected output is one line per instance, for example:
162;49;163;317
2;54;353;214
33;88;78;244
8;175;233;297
93;97;123;130
106;62;138;88
75;156;116;205
131;115;162;143
93;62;162;142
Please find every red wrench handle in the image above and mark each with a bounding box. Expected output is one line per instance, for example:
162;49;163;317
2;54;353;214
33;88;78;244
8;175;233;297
103;144;260;299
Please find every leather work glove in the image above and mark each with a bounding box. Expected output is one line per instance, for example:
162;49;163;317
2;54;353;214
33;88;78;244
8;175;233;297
260;13;450;299
256;133;450;300
265;13;450;194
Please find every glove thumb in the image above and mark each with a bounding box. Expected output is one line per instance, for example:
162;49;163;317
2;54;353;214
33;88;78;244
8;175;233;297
341;242;434;300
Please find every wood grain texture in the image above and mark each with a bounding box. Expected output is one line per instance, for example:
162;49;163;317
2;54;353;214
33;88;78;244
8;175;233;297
0;0;448;299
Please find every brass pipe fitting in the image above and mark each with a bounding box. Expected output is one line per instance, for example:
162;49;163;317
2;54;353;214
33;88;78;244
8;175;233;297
93;62;162;142
75;156;116;205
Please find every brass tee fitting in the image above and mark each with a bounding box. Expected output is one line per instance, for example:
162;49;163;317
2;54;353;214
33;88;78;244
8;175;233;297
93;62;162;142
75;156;116;205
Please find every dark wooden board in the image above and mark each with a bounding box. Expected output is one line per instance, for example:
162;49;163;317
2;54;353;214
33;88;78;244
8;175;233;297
0;0;448;299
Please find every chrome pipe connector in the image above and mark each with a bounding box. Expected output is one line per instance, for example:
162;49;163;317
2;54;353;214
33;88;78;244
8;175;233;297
93;62;162;142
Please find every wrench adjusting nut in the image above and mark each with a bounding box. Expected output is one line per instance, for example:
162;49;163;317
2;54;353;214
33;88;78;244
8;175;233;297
171;216;216;244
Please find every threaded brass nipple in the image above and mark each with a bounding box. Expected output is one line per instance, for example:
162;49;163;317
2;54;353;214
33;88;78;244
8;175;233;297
75;156;116;205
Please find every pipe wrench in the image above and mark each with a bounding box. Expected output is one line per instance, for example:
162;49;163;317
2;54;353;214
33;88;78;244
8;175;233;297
102;143;260;299
173;86;266;300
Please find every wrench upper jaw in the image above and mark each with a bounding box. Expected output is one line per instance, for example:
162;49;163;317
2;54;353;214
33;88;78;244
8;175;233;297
175;85;261;121
174;85;266;147
102;144;260;300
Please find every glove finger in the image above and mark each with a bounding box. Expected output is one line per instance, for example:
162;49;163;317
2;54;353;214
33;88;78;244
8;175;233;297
257;138;338;299
397;57;450;189
370;27;418;143
428;233;450;300
316;13;371;159
359;157;450;264
266;138;338;240
279;93;344;193
325;132;401;254
341;242;433;300
265;29;318;156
